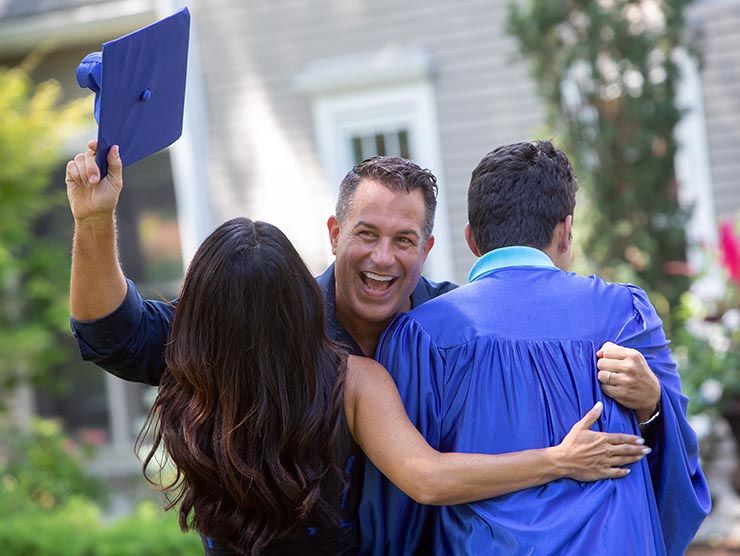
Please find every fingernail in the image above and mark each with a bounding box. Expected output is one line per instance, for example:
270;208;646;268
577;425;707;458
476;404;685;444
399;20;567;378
641;447;652;455
625;468;631;474
90;175;99;184
594;401;603;410
635;438;645;445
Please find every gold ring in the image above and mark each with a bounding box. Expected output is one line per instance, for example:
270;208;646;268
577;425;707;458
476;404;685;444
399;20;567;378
607;371;612;385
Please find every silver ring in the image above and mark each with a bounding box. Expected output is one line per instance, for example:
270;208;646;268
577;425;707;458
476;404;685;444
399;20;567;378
606;371;612;385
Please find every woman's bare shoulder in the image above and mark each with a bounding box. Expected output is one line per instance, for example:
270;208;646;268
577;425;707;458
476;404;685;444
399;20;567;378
345;355;390;399
347;354;385;373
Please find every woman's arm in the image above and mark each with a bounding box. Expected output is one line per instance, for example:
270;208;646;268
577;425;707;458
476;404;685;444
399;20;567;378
344;356;648;506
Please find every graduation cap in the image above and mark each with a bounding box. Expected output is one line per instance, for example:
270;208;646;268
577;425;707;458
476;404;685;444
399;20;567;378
75;8;190;177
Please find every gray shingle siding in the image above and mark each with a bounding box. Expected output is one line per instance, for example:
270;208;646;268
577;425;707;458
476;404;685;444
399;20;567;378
192;0;544;281
0;0;113;20
698;1;740;222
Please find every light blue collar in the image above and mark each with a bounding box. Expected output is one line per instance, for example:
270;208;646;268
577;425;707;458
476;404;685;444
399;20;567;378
468;246;556;283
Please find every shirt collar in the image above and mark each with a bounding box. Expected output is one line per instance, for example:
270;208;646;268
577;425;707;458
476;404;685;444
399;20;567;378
467;246;556;283
316;264;364;355
317;263;451;355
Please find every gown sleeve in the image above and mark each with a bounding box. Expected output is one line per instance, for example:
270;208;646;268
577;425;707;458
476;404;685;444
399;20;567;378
70;278;175;385
615;285;711;556
358;314;446;556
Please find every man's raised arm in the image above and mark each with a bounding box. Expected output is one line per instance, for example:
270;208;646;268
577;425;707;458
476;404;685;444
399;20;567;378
67;140;127;319
66;140;172;385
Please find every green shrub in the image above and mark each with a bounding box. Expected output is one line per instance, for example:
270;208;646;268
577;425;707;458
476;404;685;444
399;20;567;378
0;499;202;556
0;61;87;403
0;418;107;516
0;417;203;554
0;497;99;556
507;0;694;334
94;501;202;556
673;278;739;416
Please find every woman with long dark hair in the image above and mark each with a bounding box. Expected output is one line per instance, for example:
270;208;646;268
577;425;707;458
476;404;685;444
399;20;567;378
139;218;647;555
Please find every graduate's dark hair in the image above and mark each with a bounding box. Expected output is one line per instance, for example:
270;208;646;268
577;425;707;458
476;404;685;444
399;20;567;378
336;156;438;237
467;140;578;254
138;217;347;555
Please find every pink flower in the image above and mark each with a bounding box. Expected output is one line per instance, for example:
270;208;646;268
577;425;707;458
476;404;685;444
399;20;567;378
719;221;740;284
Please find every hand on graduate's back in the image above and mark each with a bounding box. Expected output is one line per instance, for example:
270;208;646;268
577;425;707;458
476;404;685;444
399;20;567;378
553;401;649;482
65;140;123;223
596;342;661;423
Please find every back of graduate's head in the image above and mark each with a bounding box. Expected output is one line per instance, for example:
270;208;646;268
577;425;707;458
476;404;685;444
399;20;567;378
466;140;578;259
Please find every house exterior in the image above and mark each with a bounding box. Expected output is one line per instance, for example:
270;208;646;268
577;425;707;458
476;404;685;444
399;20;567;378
692;0;740;223
1;0;737;488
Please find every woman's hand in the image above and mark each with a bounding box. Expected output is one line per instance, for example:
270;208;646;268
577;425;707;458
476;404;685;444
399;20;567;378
552;401;649;481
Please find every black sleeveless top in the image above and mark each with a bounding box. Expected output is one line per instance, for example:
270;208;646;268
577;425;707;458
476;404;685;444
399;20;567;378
201;410;363;556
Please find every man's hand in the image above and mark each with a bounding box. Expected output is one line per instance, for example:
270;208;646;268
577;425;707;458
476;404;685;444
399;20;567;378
67;140;127;320
554;401;649;481
597;342;661;423
66;140;123;223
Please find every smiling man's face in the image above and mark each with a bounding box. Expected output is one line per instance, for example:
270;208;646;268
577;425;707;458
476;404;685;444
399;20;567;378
328;178;434;342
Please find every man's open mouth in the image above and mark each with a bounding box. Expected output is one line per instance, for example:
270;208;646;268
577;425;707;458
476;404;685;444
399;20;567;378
360;271;397;292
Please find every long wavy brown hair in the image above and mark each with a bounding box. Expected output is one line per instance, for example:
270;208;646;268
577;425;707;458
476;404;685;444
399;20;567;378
137;217;347;554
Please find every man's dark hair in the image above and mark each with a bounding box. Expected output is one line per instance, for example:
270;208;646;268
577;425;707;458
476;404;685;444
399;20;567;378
467;140;578;254
336;156;438;237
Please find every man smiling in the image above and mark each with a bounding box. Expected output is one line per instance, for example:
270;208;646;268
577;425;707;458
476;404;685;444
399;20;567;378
324;158;441;356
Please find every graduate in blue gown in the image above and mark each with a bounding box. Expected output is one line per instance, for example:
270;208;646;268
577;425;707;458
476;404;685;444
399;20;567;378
359;141;710;556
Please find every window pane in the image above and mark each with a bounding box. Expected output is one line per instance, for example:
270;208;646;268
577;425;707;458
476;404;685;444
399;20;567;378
349;128;412;163
361;135;375;161
35;361;110;446
399;130;410;159
352;136;363;165
138;209;182;284
384;131;400;156
375;133;386;156
118;151;183;296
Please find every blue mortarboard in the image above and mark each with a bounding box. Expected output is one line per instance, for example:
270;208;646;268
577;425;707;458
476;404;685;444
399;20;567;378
75;8;190;177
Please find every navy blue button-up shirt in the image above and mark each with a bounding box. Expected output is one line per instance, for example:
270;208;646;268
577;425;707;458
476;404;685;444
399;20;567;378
71;263;457;385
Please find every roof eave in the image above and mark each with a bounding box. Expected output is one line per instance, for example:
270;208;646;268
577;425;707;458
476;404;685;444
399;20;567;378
0;0;155;57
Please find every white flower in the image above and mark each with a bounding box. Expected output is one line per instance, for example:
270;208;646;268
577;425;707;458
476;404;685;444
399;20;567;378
722;309;740;331
689;414;712;438
689;276;724;307
700;379;724;404
708;329;731;354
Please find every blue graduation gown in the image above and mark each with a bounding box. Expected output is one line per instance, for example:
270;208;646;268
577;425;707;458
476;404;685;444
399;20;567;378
359;254;709;555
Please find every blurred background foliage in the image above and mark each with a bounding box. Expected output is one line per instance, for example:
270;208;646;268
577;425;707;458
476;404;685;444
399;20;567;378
0;59;85;406
0;62;200;553
0;419;200;555
674;271;739;417
508;0;739;422
508;0;693;335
